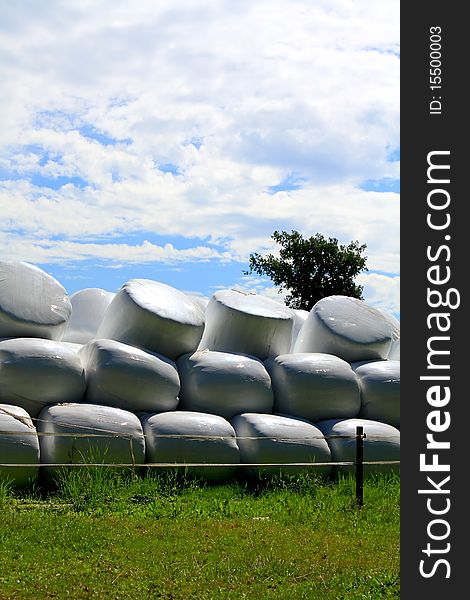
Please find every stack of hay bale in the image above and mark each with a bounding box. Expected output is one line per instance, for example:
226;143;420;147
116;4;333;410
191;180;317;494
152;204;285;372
0;260;400;487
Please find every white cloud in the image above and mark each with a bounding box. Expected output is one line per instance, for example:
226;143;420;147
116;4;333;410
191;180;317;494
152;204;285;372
357;272;400;316
0;233;232;265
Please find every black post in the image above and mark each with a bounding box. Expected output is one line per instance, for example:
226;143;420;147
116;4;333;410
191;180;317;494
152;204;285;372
355;425;365;508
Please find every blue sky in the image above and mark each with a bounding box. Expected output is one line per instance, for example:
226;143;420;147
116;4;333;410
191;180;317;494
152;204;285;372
0;0;399;317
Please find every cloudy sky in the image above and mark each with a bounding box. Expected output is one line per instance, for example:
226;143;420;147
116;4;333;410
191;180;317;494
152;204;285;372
0;0;399;317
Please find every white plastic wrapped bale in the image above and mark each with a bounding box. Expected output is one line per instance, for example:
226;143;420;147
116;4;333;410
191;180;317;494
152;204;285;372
378;309;400;341
188;294;210;312
0;338;86;418
80;339;180;413
0;404;40;487
177;350;273;419
141;411;239;481
62;288;115;344
289;309;309;352
97;279;205;360
0;261;71;340
60;341;84;354
265;353;361;422
378;310;400;361
0;339;84;355
37;403;145;477
231;413;331;477
197;290;295;360
388;339;400;361
349;359;384;370
315;418;400;475
354;361;400;428
294;295;393;362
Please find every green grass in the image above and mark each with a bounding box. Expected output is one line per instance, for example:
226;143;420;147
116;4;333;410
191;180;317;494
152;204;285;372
0;470;400;599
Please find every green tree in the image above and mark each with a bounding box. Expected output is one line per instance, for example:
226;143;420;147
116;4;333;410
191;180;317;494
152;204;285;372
244;230;368;311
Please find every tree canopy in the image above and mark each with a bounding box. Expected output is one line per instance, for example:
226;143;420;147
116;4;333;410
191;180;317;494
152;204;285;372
244;230;368;311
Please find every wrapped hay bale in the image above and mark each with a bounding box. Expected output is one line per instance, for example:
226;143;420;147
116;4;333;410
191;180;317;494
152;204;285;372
197;289;295;360
37;403;145;477
188;294;210;312
80;339;179;413
294;295;393;362
354;360;400;428
378;310;400;361
177;350;273;419
60;341;84;354
388;339;400;361
265;353;361;422
97;279;205;360
290;309;309;352
141;411;239;481
0;338;86;418
231;412;331;477
315;417;400;475
0;260;71;340
62;288;115;344
0;404;39;487
378;309;400;341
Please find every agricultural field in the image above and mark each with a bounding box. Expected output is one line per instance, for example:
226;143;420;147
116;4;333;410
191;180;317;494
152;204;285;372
0;470;400;599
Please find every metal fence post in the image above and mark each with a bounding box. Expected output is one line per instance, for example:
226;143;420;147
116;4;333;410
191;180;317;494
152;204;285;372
355;425;365;507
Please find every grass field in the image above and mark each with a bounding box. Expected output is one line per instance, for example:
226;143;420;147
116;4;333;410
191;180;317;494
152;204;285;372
0;469;400;599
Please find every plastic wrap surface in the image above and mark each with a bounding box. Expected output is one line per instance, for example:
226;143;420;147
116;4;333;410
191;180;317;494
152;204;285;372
0;261;71;340
0;338;86;417
294;295;393;361
62;288;115;344
37;403;145;476
141;410;239;480
97;279;205;360
0;404;39;487
231;412;331;476
177;350;273;419
290;309;309;352
197;290;295;360
265;353;361;422
354;360;400;428
315;417;400;474
80;339;180;413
